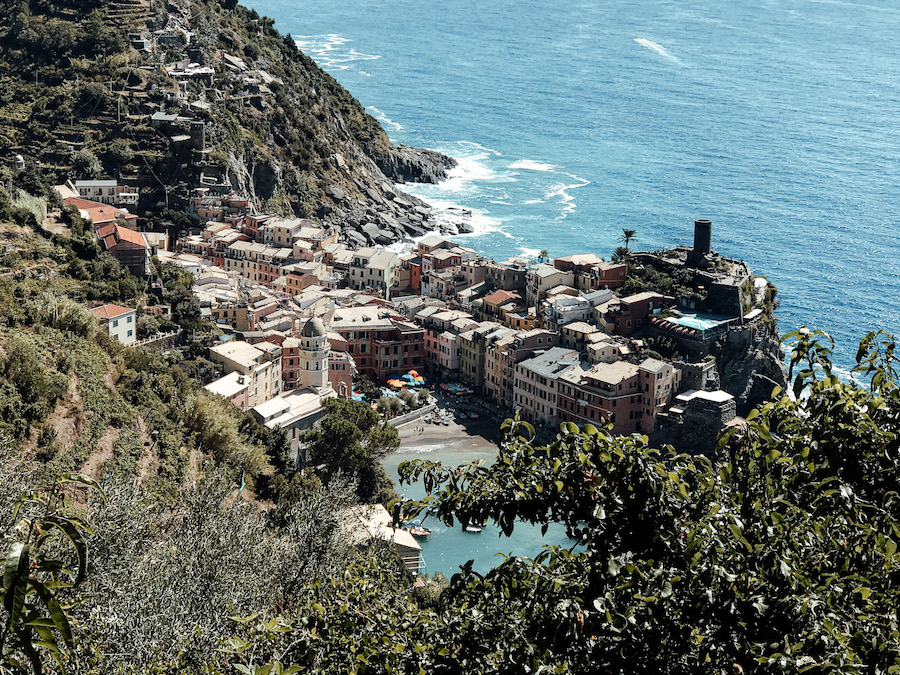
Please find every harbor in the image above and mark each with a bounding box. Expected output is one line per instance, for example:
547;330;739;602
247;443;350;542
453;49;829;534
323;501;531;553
382;389;574;579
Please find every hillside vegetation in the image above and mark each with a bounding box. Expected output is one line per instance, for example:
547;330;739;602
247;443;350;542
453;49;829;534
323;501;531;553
0;0;452;235
3;293;900;673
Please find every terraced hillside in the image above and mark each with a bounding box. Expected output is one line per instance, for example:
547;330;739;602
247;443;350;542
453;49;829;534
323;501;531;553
0;216;281;493
0;0;453;240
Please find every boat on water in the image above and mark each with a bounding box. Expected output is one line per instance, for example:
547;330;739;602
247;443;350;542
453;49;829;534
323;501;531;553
464;525;483;533
409;525;431;538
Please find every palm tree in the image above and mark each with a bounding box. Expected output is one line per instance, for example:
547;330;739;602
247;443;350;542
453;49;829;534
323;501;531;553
538;249;549;263
620;229;637;251
611;246;630;263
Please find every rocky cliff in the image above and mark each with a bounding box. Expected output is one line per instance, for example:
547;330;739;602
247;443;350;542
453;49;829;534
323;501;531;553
0;0;455;243
715;320;789;416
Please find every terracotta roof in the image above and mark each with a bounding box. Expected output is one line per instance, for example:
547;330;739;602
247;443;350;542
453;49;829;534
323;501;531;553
96;224;115;238
92;304;134;319
112;226;147;247
483;289;521;306
96;223;146;249
63;197;135;227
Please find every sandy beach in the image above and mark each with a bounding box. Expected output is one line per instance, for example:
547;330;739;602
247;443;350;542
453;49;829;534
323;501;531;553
392;393;505;458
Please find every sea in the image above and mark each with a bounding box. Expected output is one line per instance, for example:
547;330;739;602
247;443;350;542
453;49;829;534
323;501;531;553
245;0;900;574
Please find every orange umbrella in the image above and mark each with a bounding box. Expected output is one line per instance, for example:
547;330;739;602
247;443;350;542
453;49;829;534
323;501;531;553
408;370;419;378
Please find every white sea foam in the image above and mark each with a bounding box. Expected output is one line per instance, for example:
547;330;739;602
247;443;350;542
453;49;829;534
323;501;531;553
523;198;546;205
399;139;518;242
413;150;504;197
518;246;542;258
456;140;503;156
366;106;403;132
634;38;682;64
293;34;381;71
508;159;557;172
359;71;371;77
394;443;446;456
546;172;591;219
420;198;507;239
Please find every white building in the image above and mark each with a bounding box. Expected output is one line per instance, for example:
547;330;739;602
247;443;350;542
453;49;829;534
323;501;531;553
340;504;424;575
348;247;400;298
74;179;139;206
525;264;575;308
92;304;137;345
296;317;332;392
251;388;335;456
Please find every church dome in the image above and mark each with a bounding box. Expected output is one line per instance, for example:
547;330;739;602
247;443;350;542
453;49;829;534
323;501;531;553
300;317;327;338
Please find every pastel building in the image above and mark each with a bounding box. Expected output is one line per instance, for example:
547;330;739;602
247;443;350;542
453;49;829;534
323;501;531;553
209;340;282;407
513;347;583;428
92;304;137;345
557;358;679;435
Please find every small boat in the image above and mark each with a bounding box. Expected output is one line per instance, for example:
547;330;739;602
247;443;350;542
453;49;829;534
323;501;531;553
409;525;431;538
468;412;479;419
422;416;432;424
441;417;450;426
464;525;483;533
432;417;442;424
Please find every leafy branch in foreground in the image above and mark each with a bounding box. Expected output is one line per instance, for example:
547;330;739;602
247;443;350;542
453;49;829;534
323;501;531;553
1;474;104;674
385;329;900;673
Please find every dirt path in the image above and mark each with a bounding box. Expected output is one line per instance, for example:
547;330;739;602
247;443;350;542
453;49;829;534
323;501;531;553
79;427;120;480
134;416;159;484
41;373;85;453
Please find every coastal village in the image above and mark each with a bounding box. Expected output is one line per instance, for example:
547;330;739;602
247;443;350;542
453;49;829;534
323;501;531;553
52;170;778;463
3;0;787;581
5;4;890;671
45;172;787;574
21;2;784;572
0;0;781;466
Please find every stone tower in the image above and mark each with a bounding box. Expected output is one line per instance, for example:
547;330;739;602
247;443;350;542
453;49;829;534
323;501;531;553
298;317;330;392
693;219;712;256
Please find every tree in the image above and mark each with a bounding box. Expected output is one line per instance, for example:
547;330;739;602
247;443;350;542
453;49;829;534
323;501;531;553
184;393;273;477
71;149;102;180
353;373;381;401
383;329;900;673
538;249;548;263
620;228;637;250
610;245;630;263
299;398;399;502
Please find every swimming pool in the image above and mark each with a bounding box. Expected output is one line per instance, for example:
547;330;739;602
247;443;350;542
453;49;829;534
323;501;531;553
665;315;723;331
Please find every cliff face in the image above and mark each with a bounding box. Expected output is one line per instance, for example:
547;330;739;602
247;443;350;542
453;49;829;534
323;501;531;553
0;0;454;243
714;320;788;416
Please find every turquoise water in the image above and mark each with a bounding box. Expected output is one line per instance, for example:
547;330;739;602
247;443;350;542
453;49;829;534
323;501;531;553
381;443;575;579
242;0;900;571
667;315;722;331
246;0;900;379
